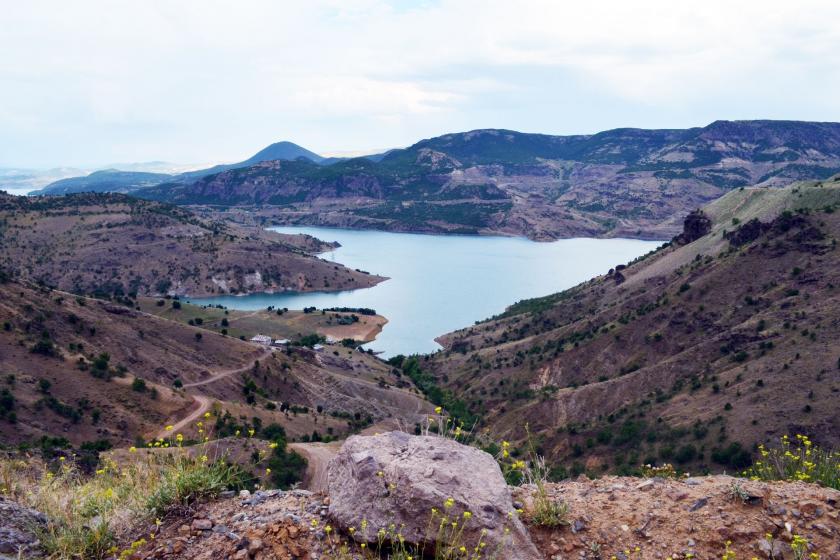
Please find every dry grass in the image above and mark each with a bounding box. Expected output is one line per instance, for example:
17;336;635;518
0;421;259;559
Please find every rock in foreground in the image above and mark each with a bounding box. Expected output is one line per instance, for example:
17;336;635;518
327;431;541;560
0;497;46;559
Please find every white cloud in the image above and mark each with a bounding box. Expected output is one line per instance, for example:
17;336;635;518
1;0;840;166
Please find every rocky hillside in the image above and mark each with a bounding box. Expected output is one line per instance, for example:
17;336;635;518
138;120;840;240
0;279;430;449
420;177;840;473
0;192;382;297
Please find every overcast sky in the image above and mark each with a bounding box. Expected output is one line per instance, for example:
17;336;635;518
3;0;840;168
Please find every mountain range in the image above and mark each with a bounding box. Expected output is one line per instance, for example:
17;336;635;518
27;141;360;196
32;119;840;241
10;152;840;479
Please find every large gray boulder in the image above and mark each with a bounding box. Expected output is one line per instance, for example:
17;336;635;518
327;431;540;560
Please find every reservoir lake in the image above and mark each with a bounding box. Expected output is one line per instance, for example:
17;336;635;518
188;227;662;357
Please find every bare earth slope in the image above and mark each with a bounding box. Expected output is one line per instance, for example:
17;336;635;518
426;177;840;474
0;192;382;297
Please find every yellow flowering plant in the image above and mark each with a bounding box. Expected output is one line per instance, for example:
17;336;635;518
742;435;839;490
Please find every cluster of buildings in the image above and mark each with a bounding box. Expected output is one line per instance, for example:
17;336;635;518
249;334;324;351
249;334;289;347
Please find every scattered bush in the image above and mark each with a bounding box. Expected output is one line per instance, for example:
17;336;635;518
674;444;697;464
31;334;57;356
712;442;752;470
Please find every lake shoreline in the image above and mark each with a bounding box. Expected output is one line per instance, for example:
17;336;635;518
189;226;663;358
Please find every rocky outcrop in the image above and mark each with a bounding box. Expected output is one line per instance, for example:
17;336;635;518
0;497;46;559
725;212;826;250
725;218;770;247
327;431;541;560
673;209;712;244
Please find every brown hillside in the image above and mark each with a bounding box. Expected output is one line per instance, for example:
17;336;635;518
0;192;382;297
0;281;430;448
427;178;840;474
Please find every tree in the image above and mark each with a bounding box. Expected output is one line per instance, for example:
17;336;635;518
38;379;52;394
262;423;286;442
267;440;307;489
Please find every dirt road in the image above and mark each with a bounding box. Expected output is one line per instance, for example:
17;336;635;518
154;395;213;439
183;346;273;387
150;346;271;439
288;441;340;493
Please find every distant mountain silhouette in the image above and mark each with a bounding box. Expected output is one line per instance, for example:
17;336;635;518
32;169;173;195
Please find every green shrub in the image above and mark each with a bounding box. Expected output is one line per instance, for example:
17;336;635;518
146;459;247;516
267;440;307;489
674;444;697;464
31;336;57;356
712;442;752;470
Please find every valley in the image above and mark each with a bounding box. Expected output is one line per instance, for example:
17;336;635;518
4;175;840;480
8;5;840;557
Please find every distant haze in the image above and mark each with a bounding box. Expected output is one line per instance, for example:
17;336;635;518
3;0;840;167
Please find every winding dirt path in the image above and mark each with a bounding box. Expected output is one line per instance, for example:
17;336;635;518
183;346;273;388
288;441;340;493
155;395;213;439
151;345;272;439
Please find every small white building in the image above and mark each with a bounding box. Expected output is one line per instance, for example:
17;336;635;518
250;334;273;346
273;338;290;347
313;344;325;352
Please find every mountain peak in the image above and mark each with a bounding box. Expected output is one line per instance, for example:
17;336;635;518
245;141;324;165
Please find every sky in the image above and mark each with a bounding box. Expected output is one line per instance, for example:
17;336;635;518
3;0;840;168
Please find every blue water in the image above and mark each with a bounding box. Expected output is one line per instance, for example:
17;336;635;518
188;227;662;357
